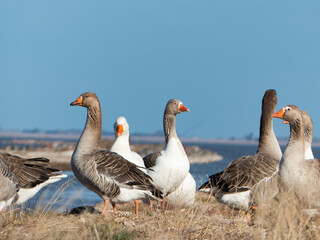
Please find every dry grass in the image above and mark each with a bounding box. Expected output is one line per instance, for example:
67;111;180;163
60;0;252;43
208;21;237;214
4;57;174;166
1;189;320;239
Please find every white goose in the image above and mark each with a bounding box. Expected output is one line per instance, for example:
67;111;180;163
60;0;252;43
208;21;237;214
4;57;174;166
111;117;145;170
110;116;147;214
165;172;196;208
143;99;190;209
70;92;161;215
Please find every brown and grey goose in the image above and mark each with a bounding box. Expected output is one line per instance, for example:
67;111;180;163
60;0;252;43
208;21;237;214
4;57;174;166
70;92;161;215
143;99;190;209
198;89;282;210
283;110;314;160
0;159;19;212
0;152;66;206
273;105;320;207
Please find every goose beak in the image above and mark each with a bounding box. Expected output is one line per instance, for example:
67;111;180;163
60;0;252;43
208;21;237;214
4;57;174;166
70;96;83;106
272;108;284;119
179;104;190;112
116;124;124;137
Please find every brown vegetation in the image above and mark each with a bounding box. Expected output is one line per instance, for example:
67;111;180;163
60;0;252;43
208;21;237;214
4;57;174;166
1;189;320;240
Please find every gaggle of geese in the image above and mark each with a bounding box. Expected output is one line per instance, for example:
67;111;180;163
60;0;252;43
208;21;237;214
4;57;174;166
0;89;318;217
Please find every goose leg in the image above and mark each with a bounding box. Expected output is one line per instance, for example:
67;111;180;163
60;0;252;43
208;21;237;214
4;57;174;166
149;200;153;211
246;205;258;222
134;200;139;215
112;202;118;214
102;199;109;216
161;197;166;210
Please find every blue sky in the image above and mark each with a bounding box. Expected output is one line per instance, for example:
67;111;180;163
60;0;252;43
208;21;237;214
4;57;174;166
1;1;320;139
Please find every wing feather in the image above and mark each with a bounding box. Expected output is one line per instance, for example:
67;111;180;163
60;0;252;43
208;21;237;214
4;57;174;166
143;152;162;169
216;153;279;193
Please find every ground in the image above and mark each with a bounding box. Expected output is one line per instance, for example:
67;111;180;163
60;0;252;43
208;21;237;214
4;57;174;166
1;192;320;240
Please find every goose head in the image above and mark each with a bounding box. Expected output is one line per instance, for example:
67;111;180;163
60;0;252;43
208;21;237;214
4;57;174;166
165;99;190;115
70;92;99;108
272;105;301;124
113;116;129;137
262;89;278;112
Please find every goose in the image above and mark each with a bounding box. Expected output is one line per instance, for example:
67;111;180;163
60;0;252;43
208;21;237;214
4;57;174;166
110;116;145;170
110;116;147;214
0;152;67;205
143;99;190;209
198;89;282;210
0;159;19;212
70;92;161;215
273;105;320;207
283;110;314;160
165;172;196;208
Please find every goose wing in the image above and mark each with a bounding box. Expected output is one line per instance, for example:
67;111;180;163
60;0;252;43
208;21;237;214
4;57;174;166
216;154;279;193
0;159;19;191
0;152;61;188
94;150;154;190
143;152;162;169
198;171;224;191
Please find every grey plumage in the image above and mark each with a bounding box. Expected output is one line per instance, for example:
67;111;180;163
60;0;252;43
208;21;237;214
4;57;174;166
199;89;282;210
70;92;161;215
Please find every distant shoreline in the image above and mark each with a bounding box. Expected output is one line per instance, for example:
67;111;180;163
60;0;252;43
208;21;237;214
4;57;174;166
0;131;278;145
2;130;320;147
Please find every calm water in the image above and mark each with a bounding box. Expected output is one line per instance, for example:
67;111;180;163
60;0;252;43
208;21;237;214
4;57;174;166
25;143;320;212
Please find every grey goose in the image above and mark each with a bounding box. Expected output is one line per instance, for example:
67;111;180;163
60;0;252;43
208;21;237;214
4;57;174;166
283;110;314;160
198;89;282;210
0;152;66;206
0;159;19;212
273;105;320;207
70;92;161;215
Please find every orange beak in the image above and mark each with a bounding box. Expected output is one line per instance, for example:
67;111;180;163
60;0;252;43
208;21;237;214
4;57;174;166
116;124;124;137
70;96;83;106
282;120;289;124
272;108;284;119
179;103;190;112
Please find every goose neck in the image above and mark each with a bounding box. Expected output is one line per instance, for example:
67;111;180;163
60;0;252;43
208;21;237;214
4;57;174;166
75;105;102;155
111;134;131;153
163;113;178;144
257;108;282;159
283;118;304;162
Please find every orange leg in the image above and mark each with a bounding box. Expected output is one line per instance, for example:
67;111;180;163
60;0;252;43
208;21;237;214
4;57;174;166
149;200;153;211
112;202;118;214
246;205;258;221
134;200;139;215
246;212;252;221
251;205;258;211
102;199;109;216
161;197;166;210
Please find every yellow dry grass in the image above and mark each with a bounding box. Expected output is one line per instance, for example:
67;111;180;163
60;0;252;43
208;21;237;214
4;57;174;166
1;189;320;239
0;190;320;240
